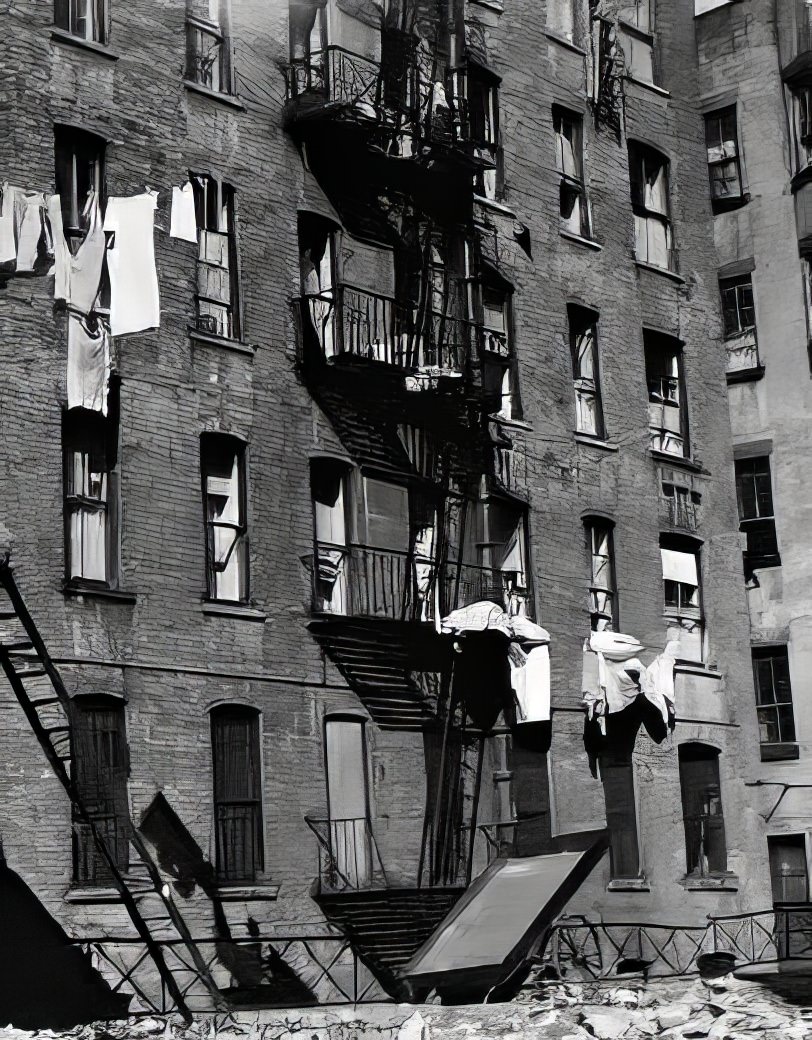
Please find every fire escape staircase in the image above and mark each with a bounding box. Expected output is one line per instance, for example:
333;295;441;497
0;558;228;1021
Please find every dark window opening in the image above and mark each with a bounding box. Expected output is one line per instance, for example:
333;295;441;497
585;518;617;631
211;705;263;884
54;126;106;251
768;835;809;905
54;0;107;43
192;174;240;339
569;305;604;438
705;107;744;210
645;332;688;457
735;456;780;575
601;751;640;879
201;434;248;603
628;143;674;271
467;66;501;201
792;86;812;172
554;107;590;239
753;647;796;749
186;0;233;94
311;459;350;615
71;698;130;885
679;743;727;877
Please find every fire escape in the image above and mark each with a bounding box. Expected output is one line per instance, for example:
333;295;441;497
285;0;549;1000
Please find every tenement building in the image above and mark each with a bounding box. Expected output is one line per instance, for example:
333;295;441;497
0;0;775;1021
693;0;812;910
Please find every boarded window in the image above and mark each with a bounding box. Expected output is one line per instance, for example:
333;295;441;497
735;456;780;575
752;647;796;747
192;175;240;339
585;519;616;631
54;0;107;43
679;744;727;876
201;434;248;603
569;306;604;437
705;107;743;208
71;699;130;884
211;706;263;883
601;752;639;879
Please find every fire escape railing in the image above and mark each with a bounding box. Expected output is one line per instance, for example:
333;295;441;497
305;815;389;893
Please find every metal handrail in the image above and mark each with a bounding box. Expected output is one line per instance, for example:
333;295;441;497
304;815;389;892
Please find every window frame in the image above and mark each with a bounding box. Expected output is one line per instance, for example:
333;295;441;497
678;742;728;878
791;86;812;174
546;0;579;43
704;106;745;211
54;125;107;251
600;750;641;880
210;704;264;884
200;433;249;604
734;455;780;574
191;173;242;341
644;332;689;458
554;106;591;240
584;518;617;631
617;2;657;87
466;62;502;202
628;143;675;272
660;536;704;664
186;0;234;96
569;305;605;438
752;646;797;751
768;834;810;905
54;0;108;45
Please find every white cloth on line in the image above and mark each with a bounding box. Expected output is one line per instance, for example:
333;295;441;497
510;643;551;724
582;631;680;725
0;182;18;263
640;638;680;725
170;182;198;242
103;191;160;335
661;547;698;585
67;313;110;415
69;191;106;314
47;194;71;301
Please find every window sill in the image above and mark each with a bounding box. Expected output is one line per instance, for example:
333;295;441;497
64;886;122;903
199;601;268;622
760;742;800;762
489;414;532;431
575;433;619;452
188;327;257;356
50;28;119;60
607;877;651;892
215;884;280;901
64;582;137;604
649;450;706;473
673;662;720;680
560;230;603;252
624;75;671;99
473;195;516;217
711;193;750;215
543;28;587;56
680;874;739;891
635;260;685;284
183;80;246;111
726;364;765;385
469;0;503;11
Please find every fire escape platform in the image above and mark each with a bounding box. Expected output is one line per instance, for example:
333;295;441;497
398;837;609;1001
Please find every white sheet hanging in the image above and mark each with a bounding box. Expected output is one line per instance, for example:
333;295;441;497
0;183;18;264
67;314;110;414
70;191;106;314
511;643;551;724
660;548;698;585
47;194;71;301
170;182;198;242
103;191;160;335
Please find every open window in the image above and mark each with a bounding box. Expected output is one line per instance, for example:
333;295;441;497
201;434;248;603
192;174;241;340
678;743;727;877
288;1;327;94
618;0;656;84
569;305;604;438
645;332;688;457
63;400;119;590
54;0;107;43
660;536;703;663
601;751;640;880
480;268;519;420
735;456;780;576
584;518;617;631
211;705;263;883
71;697;130;884
54;126;106;252
467;64;501;201
705;107;744;211
186;0;233;95
298;213;337;358
628;143;674;271
475;498;530;618
311;458;350;615
720;273;759;374
752;647;797;760
554;107;591;239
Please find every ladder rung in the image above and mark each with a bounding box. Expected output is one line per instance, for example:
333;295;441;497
29;695;61;707
46;726;71;735
15;667;46;679
3;641;33;652
0;611;18;621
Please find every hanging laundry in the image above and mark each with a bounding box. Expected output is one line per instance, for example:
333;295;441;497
67;313;110;415
0;183;19;264
16;192;49;272
640;638;680;728
451;629;512;732
47;194;71;301
511;643;551;725
441;600;513;638
69;191;106;314
170;181;198;243
103;191;160;336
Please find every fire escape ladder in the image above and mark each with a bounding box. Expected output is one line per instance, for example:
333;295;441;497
0;557;227;1020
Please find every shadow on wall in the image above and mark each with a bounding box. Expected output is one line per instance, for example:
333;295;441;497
0;857;129;1028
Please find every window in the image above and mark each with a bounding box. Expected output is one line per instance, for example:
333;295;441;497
660;538;703;662
705;107;744;210
311;459;349;615
71;699;129;884
54;126;106;250
324;716;372;889
63;405;118;588
585;519;617;631
211;706;263;883
752;647;797;754
54;0;106;43
720;273;759;373
678;744;727;877
192;175;240;340
618;0;656;84
628;144;674;271
201;434;248;603
479;269;519;420
662;481;700;530
735;456;780;575
791;87;812;172
483;499;530;617
554;108;590;239
467;66;500;201
186;0;233;94
645;334;688;457
601;752;640;879
288;2;327;94
768;836;809;904
546;0;577;41
569;306;604;437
